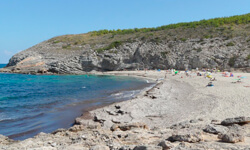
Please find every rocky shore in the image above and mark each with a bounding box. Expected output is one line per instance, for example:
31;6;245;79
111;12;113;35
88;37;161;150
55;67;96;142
0;70;249;149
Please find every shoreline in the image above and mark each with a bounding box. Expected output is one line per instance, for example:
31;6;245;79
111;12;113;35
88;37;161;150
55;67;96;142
0;70;249;149
0;72;156;141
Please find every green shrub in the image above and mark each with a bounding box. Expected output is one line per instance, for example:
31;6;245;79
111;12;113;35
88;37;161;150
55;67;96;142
62;44;71;49
247;54;250;60
89;13;250;36
53;41;60;44
226;42;235;46
96;41;123;53
204;35;211;39
150;37;161;44
161;52;169;58
228;56;238;67
180;38;187;42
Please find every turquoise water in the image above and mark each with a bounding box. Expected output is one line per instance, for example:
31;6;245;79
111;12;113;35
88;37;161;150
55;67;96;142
0;65;151;140
0;64;6;68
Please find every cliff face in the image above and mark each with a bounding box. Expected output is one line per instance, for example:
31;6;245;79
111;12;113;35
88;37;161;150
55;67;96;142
2;36;250;74
3;13;250;74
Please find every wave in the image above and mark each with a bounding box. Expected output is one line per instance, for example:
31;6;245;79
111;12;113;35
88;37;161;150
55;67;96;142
0;113;44;123
0;95;29;101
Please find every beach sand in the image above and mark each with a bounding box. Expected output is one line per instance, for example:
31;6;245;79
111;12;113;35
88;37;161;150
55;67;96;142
77;70;250;128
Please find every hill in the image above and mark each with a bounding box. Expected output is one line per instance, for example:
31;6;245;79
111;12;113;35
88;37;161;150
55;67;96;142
1;13;250;74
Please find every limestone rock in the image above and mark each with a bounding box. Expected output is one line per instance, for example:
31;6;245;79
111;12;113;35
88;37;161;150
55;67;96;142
69;125;85;132
89;145;109;150
218;132;245;143
203;124;229;134
170;121;191;129
221;116;250;126
0;134;13;145
169;131;203;143
133;145;162;150
218;124;245;143
157;140;174;150
110;123;148;131
2;36;250;74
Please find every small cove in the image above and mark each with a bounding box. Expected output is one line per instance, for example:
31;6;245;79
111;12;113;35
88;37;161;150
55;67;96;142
0;68;152;140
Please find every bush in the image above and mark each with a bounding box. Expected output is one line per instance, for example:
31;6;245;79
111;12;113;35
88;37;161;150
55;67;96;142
89;13;250;36
247;54;250;60
180;38;187;42
52;40;60;44
226;42;235;46
96;41;123;53
161;52;169;58
150;37;161;44
228;56;238;67
62;44;71;49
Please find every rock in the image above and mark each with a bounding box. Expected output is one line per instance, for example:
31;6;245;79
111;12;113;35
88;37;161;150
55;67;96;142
115;105;121;109
110;123;148;131
52;128;66;134
157;140;174;150
170;121;191;129
69;125;85;132
3;35;250;74
0;134;13;144
119;145;135;150
67;145;88;150
218;124;245;143
198;118;204;121
221;116;250;126
190;119;198;123
218;132;245;143
50;142;57;147
90;145;109;150
211;119;220;124
111;124;119;131
133;145;162;150
203;124;229;134
169;130;203;143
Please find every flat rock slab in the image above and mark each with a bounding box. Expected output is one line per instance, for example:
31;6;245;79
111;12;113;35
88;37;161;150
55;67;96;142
169;130;203;143
203;124;229;134
133;145;162;150
221;116;250;126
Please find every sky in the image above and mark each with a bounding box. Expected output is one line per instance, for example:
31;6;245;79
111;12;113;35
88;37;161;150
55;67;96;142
0;0;249;63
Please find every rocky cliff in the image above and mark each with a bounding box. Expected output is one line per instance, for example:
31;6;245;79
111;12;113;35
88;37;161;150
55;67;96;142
2;14;250;74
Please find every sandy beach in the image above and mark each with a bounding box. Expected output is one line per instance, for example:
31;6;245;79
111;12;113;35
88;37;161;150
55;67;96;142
1;70;250;149
79;70;250;128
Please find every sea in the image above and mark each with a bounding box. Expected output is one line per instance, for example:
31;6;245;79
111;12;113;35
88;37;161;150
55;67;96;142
0;64;152;140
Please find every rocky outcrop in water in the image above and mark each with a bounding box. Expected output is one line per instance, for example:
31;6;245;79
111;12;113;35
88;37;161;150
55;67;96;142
1;36;250;74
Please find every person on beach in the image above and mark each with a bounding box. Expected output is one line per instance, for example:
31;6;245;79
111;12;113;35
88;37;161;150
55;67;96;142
206;82;214;87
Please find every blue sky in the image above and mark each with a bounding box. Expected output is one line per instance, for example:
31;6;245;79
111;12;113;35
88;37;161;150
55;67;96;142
0;0;249;63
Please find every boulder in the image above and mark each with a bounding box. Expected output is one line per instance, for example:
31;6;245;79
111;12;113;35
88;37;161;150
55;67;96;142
221;116;250;126
133;145;162;150
157;141;174;150
218;132;244;143
218;124;245;143
203;124;229;134
169;130;203;143
110;123;148;131
170;121;191;129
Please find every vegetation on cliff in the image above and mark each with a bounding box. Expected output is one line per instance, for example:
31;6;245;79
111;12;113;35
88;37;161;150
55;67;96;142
90;13;250;36
48;13;250;52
